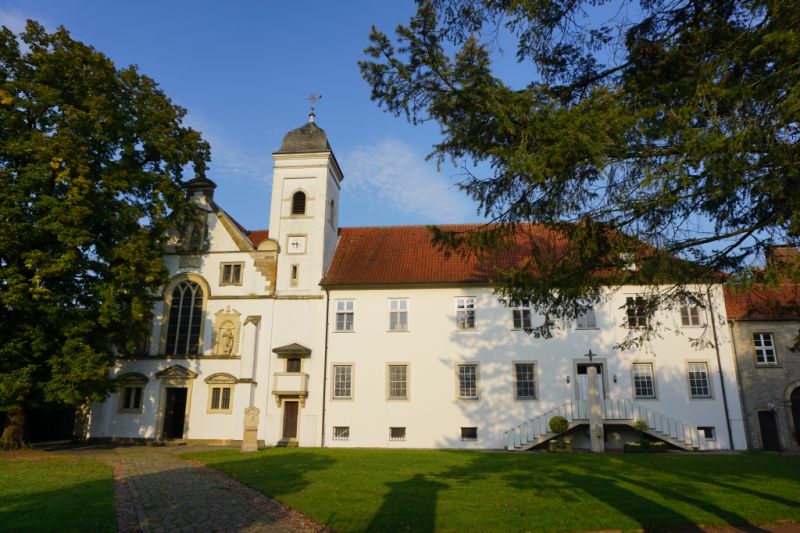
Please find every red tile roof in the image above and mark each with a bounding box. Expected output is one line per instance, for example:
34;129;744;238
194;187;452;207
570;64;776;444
246;230;270;247
724;284;800;320
320;224;573;286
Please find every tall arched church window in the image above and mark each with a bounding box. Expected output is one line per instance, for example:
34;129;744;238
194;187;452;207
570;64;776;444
291;191;306;215
165;281;204;355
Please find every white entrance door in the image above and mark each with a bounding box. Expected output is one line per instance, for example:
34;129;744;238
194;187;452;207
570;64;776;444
577;364;604;400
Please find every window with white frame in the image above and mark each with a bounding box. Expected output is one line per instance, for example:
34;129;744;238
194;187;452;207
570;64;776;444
220;262;243;286
335;300;354;331
511;301;532;330
753;333;778;365
625;296;648;328
389;299;408;331
333;426;350;440
458;364;479;400
632;362;656;398
461;427;478;441
679;295;703;326
687;362;711;398
387;364;408;400
575;305;597;329
514;363;536;399
209;386;232;412
390;427;406;441
456;297;476;330
333;365;353;399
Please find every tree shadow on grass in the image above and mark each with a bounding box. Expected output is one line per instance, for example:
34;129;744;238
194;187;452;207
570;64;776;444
365;473;448;532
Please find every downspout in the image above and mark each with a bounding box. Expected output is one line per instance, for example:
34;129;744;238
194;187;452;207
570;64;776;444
706;285;735;450
320;287;331;448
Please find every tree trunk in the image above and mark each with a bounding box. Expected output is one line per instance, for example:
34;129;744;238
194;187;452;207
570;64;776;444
1;411;27;450
72;401;90;441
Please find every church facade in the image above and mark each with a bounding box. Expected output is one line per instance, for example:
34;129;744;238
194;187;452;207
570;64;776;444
85;117;749;451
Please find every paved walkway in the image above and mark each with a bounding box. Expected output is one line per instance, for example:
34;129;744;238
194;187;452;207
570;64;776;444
53;444;327;533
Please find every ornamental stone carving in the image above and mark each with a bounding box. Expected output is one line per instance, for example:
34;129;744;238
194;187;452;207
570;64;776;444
213;307;241;357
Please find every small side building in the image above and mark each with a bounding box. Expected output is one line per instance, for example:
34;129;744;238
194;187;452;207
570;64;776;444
725;280;800;451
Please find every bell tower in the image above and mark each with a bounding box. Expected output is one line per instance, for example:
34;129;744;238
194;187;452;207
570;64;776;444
268;114;343;294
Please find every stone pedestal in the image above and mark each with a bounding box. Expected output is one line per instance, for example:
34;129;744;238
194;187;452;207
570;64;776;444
587;365;605;452
241;406;260;453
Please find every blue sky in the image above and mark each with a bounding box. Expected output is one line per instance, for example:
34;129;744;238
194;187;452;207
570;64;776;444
0;1;486;231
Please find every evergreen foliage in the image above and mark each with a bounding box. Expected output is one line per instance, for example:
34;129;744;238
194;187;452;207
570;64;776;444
361;0;800;338
0;21;210;448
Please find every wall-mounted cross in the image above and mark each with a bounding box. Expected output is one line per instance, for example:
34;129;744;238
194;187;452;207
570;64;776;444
584;349;596;362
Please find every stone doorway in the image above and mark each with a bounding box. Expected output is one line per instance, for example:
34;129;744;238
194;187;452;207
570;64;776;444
163;387;188;440
791;388;800;445
758;410;780;451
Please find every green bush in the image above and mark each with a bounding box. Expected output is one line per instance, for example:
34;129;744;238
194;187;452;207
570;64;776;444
549;415;569;434
633;420;649;433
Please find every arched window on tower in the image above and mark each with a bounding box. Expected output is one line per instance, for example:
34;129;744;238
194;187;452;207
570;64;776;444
165;280;204;355
329;199;336;227
291;191;306;215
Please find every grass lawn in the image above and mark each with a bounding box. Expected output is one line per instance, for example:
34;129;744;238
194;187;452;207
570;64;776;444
183;448;800;532
0;450;115;532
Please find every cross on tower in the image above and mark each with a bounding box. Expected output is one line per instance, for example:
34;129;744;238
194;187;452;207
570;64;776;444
306;93;323;115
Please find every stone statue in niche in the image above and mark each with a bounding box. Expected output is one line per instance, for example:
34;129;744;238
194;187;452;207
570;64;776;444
220;324;235;355
213;307;241;356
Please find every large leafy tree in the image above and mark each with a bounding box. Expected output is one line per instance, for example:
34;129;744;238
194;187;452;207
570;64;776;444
0;22;209;448
361;0;800;339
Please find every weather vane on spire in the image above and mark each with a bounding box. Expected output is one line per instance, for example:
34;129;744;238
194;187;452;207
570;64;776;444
306;93;322;122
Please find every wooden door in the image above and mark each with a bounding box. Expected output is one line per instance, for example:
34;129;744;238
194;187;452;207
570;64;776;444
282;401;298;439
758;410;780;451
162;388;188;439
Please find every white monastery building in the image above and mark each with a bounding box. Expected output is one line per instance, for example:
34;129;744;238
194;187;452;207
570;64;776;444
86;116;748;452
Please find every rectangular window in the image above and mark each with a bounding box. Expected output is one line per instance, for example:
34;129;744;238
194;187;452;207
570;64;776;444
456;297;476;330
389;299;408;331
514;363;536;399
753;333;778;365
458;364;479;400
388;364;408;400
333;426;350;440
688;362;711;398
290;265;299;287
461;427;478;441
632;363;656;398
679;295;703;326
220;263;243;285
333;365;353;399
209;386;232;412
286;358;301;372
511;302;532;330
122;386;143;411
698;426;716;440
576;306;597;329
625;296;648;328
390;427;406;441
335;300;354;332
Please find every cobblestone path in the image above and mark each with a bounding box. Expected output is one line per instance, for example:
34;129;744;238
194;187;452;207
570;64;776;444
59;445;327;533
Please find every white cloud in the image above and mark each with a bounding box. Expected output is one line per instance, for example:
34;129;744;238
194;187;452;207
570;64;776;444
185;113;269;186
342;139;475;223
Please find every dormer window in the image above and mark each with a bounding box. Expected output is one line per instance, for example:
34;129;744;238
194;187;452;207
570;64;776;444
291;191;306;215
